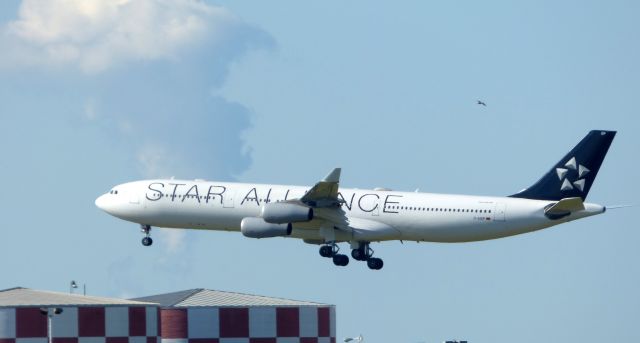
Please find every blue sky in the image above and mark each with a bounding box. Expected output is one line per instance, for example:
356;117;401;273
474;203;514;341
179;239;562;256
0;1;638;342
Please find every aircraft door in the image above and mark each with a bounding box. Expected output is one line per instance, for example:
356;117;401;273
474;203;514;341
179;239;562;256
358;193;380;216
223;190;235;208
494;203;506;221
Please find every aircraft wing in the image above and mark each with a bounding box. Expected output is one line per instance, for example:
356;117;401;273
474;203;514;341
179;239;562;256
299;168;342;208
313;207;400;241
297;168;400;240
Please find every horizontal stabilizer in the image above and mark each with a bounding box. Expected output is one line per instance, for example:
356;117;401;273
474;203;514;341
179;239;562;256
545;197;584;216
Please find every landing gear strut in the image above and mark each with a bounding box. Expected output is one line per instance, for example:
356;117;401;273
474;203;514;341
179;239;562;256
351;242;383;270
140;224;153;246
319;243;349;266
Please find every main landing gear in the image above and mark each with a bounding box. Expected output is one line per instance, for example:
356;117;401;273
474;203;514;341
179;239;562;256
140;224;153;246
351;242;383;270
319;243;349;266
319;242;384;270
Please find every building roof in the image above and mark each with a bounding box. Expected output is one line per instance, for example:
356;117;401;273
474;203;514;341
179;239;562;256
132;289;331;308
0;287;156;307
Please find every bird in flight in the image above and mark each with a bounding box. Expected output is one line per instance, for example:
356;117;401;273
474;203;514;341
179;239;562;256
477;100;487;106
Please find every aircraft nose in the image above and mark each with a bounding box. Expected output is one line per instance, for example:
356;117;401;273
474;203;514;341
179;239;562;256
95;194;109;212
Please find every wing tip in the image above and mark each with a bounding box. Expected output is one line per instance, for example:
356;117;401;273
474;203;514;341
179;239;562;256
323;167;341;183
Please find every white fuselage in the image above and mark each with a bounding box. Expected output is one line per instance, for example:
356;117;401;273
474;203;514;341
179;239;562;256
95;179;605;243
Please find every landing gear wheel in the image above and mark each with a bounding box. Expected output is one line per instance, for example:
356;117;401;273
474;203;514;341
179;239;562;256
141;236;153;246
319;245;333;258
352;242;374;261
351;249;365;261
367;257;383;270
332;254;349;266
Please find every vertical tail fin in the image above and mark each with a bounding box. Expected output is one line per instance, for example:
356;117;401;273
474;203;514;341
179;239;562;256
510;130;616;201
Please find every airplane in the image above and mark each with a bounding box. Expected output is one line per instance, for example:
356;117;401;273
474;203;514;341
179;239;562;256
95;130;616;270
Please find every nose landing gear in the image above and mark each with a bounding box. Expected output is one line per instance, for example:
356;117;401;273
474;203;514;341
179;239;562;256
140;224;153;246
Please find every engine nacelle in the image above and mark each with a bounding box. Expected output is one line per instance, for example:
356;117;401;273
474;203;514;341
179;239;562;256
241;217;292;238
261;202;313;224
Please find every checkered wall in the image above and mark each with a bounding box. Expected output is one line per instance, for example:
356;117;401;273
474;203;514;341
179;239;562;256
0;306;159;343
160;306;336;343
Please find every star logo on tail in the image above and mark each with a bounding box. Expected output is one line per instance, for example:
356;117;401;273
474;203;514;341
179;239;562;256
556;157;590;192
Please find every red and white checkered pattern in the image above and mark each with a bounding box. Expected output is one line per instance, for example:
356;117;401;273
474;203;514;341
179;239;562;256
0;306;159;343
160;306;336;343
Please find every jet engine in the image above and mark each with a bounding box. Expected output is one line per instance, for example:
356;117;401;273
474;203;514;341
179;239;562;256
241;217;292;238
261;202;313;224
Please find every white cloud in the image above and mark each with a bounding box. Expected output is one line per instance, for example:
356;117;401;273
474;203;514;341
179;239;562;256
136;144;171;178
0;1;270;268
159;229;187;254
83;98;98;120
1;0;240;73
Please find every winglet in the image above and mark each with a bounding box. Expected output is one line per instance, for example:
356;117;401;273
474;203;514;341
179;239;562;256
300;168;342;208
323;168;341;183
